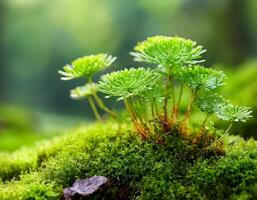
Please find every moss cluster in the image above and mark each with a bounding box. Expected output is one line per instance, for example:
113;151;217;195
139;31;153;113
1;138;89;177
0;122;257;199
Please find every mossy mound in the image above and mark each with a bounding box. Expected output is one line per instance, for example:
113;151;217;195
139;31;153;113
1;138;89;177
1;122;257;199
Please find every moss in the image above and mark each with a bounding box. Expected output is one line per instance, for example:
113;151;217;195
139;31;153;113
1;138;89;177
1;122;257;199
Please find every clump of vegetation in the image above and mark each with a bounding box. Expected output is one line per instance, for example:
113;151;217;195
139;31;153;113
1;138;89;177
1;123;257;199
57;35;251;149
4;35;248;199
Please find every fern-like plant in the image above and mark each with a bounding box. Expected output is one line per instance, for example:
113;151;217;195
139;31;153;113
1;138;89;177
131;36;206;122
176;65;226;124
59;54;116;121
99;68;160;138
59;35;252;148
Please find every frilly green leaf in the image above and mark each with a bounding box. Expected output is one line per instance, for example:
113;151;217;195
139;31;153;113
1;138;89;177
175;65;226;91
70;83;99;100
196;93;227;114
99;68;161;100
58;53;116;80
216;104;252;122
130;35;206;68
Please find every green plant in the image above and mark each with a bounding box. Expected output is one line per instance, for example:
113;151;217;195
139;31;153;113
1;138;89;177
99;68;160;138
60;35;252;147
59;54;116;121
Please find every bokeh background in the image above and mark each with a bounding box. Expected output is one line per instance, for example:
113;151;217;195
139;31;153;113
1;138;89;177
0;0;257;151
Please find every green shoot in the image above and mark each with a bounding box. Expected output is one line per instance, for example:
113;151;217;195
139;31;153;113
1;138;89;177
175;66;226;127
99;68;160;138
131;36;206;122
59;54;116;121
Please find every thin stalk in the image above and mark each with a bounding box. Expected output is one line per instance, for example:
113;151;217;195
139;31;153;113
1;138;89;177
199;113;210;144
175;84;184;118
88;96;102;122
184;89;198;121
124;98;147;139
163;67;172;121
171;78;176;120
93;93;116;117
200;113;210;132
123;98;138;125
216;123;233;144
138;97;147;121
151;101;155;118
129;97;144;125
128;97;139;121
154;97;159;117
206;122;233;149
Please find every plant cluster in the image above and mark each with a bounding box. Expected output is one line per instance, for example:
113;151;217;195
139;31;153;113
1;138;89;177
59;36;252;146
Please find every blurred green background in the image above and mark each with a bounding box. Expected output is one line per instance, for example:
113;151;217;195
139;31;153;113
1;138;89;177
0;0;257;151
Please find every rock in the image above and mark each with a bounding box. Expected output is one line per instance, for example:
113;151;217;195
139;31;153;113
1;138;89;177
63;176;108;199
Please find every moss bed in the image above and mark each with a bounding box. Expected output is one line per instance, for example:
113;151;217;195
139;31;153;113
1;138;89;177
1;122;257;200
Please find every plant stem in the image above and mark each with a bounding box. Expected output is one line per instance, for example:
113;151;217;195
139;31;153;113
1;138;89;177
151;101;155;118
124;98;147;139
216;123;233;144
163;67;172;121
175;84;184;118
93;93;116;117
184;89;198;121
171;78;176;120
206;122;233;149
200;114;210;132
124;98;137;124
88;96;102;122
138;97;147;122
128;97;139;121
199;114;210;143
154;97;159;117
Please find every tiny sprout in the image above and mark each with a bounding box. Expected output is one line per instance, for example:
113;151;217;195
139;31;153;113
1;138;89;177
99;68;160;100
58;53;116;80
196;93;227;134
176;65;226;91
70;83;98;100
130;35;206;67
209;104;252;148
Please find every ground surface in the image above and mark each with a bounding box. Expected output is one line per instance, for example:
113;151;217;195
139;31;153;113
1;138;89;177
1;121;257;200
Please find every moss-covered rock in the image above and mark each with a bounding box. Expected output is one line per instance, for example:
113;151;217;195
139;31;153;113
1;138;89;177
0;122;257;199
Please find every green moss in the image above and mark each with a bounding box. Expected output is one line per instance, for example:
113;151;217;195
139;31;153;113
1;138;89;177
1;122;257;199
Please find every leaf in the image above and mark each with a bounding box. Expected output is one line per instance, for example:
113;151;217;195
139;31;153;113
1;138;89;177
99;68;160;99
175;65;226;91
196;93;227;114
130;35;206;68
70;83;99;100
58;53;116;80
215;104;252;122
